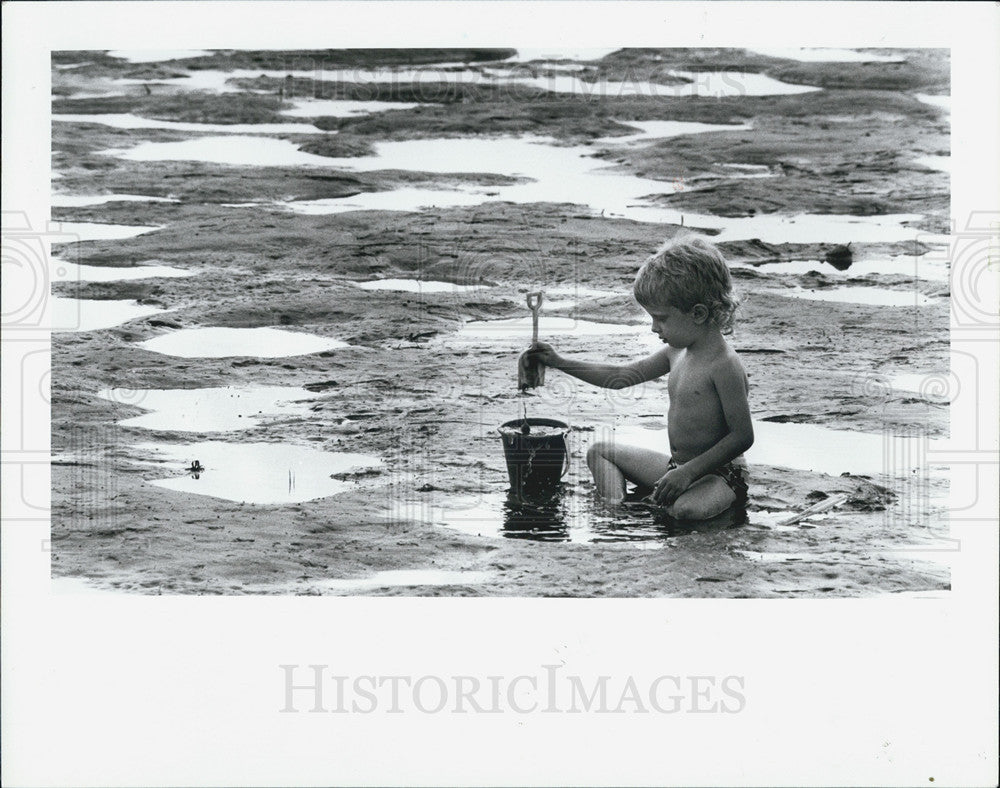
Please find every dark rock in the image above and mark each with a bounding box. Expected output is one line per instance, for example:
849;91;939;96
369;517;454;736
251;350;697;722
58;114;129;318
825;243;853;271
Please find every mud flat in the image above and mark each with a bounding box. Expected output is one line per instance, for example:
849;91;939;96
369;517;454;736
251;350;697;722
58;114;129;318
50;48;949;596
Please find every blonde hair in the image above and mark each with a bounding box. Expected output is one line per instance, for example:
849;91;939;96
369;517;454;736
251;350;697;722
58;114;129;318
633;235;738;334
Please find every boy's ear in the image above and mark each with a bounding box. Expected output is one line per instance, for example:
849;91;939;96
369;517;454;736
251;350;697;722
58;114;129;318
690;304;710;324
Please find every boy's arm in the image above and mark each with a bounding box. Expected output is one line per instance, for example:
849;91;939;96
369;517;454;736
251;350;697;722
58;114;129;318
542;344;674;389
653;355;754;503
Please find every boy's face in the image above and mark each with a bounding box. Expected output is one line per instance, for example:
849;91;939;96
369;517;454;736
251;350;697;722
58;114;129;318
643;303;701;348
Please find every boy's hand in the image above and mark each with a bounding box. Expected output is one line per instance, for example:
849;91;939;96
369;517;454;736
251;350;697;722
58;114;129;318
652;466;694;506
525;341;560;368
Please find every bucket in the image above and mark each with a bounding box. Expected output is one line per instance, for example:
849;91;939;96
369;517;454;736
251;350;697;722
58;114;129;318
498;418;570;501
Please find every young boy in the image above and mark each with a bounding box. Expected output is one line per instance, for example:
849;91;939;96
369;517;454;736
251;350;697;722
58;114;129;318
527;236;753;520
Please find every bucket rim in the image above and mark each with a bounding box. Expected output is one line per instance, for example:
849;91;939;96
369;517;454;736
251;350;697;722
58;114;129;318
498;417;571;434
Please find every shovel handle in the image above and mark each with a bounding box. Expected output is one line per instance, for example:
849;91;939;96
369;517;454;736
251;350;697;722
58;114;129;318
526;291;543;344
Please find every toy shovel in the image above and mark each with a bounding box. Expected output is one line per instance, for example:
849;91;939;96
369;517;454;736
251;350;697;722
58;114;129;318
517;291;545;390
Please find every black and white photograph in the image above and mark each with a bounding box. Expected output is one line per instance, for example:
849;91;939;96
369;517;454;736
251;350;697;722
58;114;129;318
3;2;998;786
46;45;954;597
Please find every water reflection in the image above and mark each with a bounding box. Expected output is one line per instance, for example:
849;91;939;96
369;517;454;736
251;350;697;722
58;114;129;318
501;490;570;541
432;485;747;545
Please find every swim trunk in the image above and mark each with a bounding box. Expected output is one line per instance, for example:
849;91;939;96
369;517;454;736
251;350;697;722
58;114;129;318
667;458;749;504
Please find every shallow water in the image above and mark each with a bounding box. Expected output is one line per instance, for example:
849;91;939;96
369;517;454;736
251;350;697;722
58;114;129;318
914;154;950;174
106;49;213;63
138;326;350;358
223;133;941;243
50;297;165;332
890;373;952;401
285;187;493;215
51;193;179;207
111;69;293;93
137;440;382;504
51;257;194;282
616;421;945;479
395;487;750;545
595;120;752;143
397;411;947;546
652;211;943;244
97;385;316;432
914;93;951;113
479;67;821;98
270;135;697;220
730;255;950;283
745;47;906;63
52;221;160;242
279;99;421;117
103;135;346;167
312;569;492;592
508;48;622;62
761;285;936;307
355;278;488;294
54;113;324;134
115;60;818;101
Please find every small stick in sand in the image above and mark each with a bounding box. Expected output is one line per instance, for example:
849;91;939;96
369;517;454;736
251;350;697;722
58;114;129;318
777;495;849;527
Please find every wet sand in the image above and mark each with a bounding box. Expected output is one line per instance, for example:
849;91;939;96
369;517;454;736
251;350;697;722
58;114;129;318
50;48;950;596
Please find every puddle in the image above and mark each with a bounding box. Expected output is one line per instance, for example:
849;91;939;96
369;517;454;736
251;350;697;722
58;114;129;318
914;93;951;112
615;421;945;478
457;315;647;340
660;212;942;244
286;187;493;215
51;257;194;282
138;326;350;358
596;120;751;143
730;256;949;283
102;136;348;167
760;285;936;307
479;67;821;98
97;386;316;432
736;550;821;562
106;49;213;63
890;373;952;401
121;61;817;100
136;440;382;504
395;488;748;545
111;68;467;94
51;221;160;242
51;193;179;207
508;48;622;62
275;135;695;219
914;154;950;174
54;113;324;134
51;297;165;332
312;569;492;593
108;68;312;93
280;99;421;117
746;48;906;63
355;278;488;294
262;134;940;242
395;415;946;545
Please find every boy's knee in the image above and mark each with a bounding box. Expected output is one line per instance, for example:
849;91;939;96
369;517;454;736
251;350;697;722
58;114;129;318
587;441;611;464
669;495;728;521
668;499;700;520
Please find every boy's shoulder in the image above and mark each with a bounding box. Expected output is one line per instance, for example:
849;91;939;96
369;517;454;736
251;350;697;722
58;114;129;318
706;339;748;377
